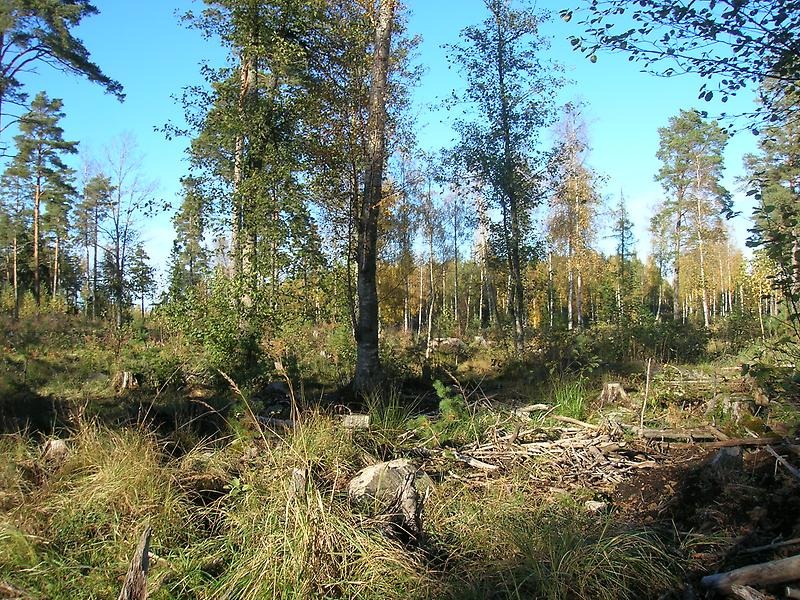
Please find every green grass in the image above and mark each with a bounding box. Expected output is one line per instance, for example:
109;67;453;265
0;416;690;600
553;379;588;420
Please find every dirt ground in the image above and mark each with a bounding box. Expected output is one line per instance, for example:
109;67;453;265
613;442;800;598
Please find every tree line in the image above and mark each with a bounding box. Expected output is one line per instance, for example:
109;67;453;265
1;0;798;392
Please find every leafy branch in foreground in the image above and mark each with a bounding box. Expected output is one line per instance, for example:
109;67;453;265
561;1;800;129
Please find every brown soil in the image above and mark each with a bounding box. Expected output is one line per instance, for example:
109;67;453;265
613;442;800;598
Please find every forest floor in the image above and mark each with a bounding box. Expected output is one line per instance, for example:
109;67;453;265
1;317;799;599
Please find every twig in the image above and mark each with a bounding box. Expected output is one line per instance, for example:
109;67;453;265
740;537;800;555
765;445;800;481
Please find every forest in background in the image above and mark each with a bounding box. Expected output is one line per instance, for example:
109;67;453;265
0;0;796;387
1;1;800;599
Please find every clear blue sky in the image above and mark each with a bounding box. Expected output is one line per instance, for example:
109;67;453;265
5;0;759;275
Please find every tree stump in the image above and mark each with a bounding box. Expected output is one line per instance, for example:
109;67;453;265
118;526;151;600
382;471;424;545
599;383;628;406
112;371;139;392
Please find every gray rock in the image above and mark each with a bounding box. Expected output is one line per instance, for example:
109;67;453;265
584;500;608;513
348;459;433;507
341;414;370;430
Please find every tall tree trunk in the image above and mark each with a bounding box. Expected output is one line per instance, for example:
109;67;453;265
417;262;424;339
353;0;396;395
52;234;60;297
232;52;255;278
453;209;460;334
576;271;583;328
33;177;41;305
694;194;711;328
548;250;554;328
12;235;18;320
567;242;574;330
673;199;684;321
92;204;99;319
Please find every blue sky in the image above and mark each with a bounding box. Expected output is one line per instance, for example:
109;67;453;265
5;0;760;275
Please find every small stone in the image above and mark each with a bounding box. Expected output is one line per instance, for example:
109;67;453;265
584;500;607;513
341;414;370;430
709;446;742;472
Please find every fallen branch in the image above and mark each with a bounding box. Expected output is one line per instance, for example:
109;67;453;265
452;451;500;471
550;415;598;430
704;437;784;449
701;554;800;593
740;537;800;555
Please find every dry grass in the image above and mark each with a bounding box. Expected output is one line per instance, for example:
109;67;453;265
0;415;688;599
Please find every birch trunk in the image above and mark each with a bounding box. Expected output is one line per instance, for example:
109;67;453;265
353;0;396;394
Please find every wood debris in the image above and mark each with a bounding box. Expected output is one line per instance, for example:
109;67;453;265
417;423;665;491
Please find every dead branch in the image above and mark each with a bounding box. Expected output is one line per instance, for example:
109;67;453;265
704;437;784;449
550;415;599;429
740;537;800;555
701;554;800;593
765;445;800;481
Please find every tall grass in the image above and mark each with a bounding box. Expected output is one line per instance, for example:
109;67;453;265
0;417;686;599
553;378;588;420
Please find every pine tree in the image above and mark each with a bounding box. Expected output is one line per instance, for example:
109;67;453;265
7;92;78;305
128;245;155;320
168;176;208;297
745;88;800;333
0;0;123;142
655;109;728;326
612;193;636;322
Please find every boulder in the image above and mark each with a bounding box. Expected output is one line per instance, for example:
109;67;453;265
348;459;432;507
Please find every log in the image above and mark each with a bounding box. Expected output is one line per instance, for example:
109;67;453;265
730;585;770;600
701;554;800;593
118;526;152;600
786;586;800;599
